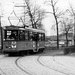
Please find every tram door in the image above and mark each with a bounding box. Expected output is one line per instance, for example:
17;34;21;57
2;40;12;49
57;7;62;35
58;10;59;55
0;27;2;50
33;33;39;51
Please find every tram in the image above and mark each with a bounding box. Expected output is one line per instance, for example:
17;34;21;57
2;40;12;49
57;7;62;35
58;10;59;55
1;25;45;55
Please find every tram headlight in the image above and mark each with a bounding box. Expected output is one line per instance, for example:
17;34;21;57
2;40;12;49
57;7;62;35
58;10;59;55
37;43;39;46
33;42;35;47
11;41;16;48
11;45;16;48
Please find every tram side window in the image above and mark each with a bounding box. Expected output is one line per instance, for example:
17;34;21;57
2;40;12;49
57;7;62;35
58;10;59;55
38;33;45;41
19;30;25;41
39;33;42;41
43;33;45;41
5;30;18;40
25;31;29;41
41;33;45;41
32;32;37;41
29;31;33;41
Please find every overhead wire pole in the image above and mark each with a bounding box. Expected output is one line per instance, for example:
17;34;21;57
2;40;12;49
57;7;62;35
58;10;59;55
0;0;3;50
0;0;2;27
0;16;1;27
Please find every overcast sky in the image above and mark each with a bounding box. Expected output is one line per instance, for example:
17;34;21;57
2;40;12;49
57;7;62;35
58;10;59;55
0;0;75;36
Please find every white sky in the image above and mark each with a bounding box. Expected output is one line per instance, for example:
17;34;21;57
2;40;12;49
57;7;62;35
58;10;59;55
0;0;75;36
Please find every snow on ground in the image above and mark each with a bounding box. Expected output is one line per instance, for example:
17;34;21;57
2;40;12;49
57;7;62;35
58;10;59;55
0;50;75;75
39;56;75;75
0;56;28;75
18;56;65;75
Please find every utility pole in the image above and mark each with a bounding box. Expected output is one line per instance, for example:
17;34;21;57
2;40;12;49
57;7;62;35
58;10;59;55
0;0;2;27
0;0;3;27
0;16;1;27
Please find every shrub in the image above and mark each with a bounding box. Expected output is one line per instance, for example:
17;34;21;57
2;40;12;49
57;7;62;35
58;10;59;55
63;46;75;55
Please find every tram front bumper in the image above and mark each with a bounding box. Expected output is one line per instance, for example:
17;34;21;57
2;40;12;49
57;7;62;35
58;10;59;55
3;49;18;54
3;45;17;54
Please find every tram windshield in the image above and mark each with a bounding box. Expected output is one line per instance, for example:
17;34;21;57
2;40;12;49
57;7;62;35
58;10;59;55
4;30;18;40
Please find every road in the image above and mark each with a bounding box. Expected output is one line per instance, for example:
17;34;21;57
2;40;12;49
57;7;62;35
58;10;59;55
0;50;75;75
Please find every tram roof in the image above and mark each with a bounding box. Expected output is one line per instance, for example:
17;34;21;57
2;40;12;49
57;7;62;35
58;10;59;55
3;25;45;33
20;27;45;33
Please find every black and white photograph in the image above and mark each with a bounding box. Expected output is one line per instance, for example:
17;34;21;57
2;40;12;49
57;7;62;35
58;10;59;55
0;0;75;75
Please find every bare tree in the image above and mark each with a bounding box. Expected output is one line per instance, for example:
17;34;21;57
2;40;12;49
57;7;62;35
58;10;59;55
66;4;75;46
45;0;63;49
13;0;46;29
60;18;73;46
24;0;46;29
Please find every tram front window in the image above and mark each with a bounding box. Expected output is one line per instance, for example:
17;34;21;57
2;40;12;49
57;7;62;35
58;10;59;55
5;30;18;40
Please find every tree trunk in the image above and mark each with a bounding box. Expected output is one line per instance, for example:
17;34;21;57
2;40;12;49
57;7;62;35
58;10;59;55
52;3;59;49
54;14;59;49
56;19;59;49
65;32;68;47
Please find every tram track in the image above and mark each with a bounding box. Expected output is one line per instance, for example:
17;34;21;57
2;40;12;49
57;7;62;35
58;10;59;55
0;55;27;75
0;55;7;75
37;56;72;75
15;56;37;75
0;53;75;75
54;55;75;67
53;56;75;75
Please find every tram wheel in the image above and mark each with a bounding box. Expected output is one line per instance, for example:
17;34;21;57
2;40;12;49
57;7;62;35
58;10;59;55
18;51;25;56
8;53;14;56
27;50;31;55
38;48;44;53
41;48;45;52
